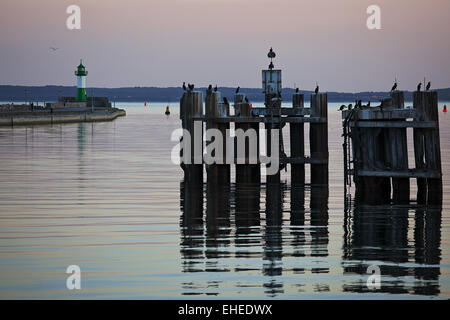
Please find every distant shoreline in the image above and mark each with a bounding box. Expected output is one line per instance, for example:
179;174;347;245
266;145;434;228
2;85;450;103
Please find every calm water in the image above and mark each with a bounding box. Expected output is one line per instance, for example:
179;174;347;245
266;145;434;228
0;102;449;299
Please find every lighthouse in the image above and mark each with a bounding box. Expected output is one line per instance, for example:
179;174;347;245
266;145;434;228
75;59;88;101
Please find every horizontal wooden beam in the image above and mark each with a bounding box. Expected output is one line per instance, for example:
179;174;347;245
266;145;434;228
192;116;326;123
342;108;416;120
280;157;328;164
251;107;310;116
348;120;437;128
353;169;441;179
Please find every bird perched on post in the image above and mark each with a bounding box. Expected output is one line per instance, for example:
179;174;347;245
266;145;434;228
182;82;186;91
207;84;212;92
339;104;346;111
295;87;299;93
236;86;240;94
367;101;370;107
417;82;422;92
188;83;194;91
245;96;249;104
391;81;397;92
223;97;229;104
214;85;217;92
348;103;353;110
426;81;431;91
315;85;319;94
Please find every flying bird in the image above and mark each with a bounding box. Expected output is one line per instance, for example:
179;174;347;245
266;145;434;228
391;82;397;92
417;82;422;92
236;86;240;94
426;81;431;91
49;47;59;51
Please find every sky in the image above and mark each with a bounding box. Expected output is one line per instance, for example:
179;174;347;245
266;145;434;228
0;0;449;92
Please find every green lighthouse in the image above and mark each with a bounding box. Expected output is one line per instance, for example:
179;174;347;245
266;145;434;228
75;59;88;101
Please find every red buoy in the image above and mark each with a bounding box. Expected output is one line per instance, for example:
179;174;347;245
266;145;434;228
444;105;447;113
144;102;147;106
250;104;253;109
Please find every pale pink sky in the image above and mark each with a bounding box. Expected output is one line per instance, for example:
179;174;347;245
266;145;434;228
0;0;449;91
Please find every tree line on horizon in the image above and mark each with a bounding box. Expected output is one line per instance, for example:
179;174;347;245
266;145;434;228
1;85;450;103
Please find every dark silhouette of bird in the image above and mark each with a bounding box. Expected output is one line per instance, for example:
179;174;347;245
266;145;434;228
49;47;59;51
182;82;186;91
417;82;422;92
348;104;353;110
391;82;397;92
339;104;346;111
223;97;229;104
214;85;217;92
236;86;240;94
245;96;249;103
207;84;212;92
295;87;299;93
315;85;319;94
367;101;370;107
426;81;431;91
188;83;194;91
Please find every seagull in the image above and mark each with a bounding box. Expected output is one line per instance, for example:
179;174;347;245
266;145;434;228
391;81;397;92
214;85;217;92
295;87;299;93
49;47;59;51
223;97;229;104
417;82;422;92
426;81;431;91
315;85;319;94
236;86;240;94
182;82;187;91
339;104;346;111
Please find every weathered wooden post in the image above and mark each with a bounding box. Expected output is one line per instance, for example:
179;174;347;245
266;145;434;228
310;93;328;185
389;91;410;203
235;94;260;183
180;91;203;184
206;90;230;184
413;91;442;205
290;93;305;184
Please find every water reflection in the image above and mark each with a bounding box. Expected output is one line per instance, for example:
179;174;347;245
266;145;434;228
342;203;442;295
179;181;330;297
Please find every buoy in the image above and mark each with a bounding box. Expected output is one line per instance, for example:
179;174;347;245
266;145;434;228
444;105;447;113
250;104;252;109
165;106;170;115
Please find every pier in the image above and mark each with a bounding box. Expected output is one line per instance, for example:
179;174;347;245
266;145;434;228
179;49;328;188
342;90;442;205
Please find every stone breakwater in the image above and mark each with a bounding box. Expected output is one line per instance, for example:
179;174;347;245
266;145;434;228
0;107;126;126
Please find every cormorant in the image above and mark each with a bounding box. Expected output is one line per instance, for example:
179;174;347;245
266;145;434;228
391;82;397;92
236;86;240;94
295;87;299;93
417;82;422;92
214;85;217;92
315;85;319;94
182;82;186;91
245;96;249;103
348;104;353;110
339;104;346;111
426;81;431;91
223;97;228;104
207;84;212;92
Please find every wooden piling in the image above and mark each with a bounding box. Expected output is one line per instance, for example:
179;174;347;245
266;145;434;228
290;93;305;184
180;91;203;185
389;91;410;204
310;93;328;185
235;94;260;183
413;91;442;205
206;90;230;184
265;95;281;184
